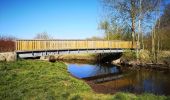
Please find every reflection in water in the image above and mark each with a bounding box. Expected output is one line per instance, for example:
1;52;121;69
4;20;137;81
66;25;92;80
68;63;121;79
67;62;170;95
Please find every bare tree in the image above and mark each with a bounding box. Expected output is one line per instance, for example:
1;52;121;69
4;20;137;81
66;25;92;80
156;3;170;50
99;20;110;40
34;32;52;39
99;19;127;40
102;0;162;43
102;0;163;61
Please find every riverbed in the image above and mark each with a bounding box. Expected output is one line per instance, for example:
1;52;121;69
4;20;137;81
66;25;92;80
66;60;170;95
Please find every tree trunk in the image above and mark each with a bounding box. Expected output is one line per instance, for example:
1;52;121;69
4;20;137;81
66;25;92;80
137;0;142;62
152;27;156;63
131;19;135;48
130;0;136;48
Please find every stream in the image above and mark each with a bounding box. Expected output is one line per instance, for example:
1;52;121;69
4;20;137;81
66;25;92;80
67;61;170;95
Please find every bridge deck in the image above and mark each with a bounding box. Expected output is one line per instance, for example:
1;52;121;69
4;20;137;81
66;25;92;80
16;40;136;52
16;40;137;58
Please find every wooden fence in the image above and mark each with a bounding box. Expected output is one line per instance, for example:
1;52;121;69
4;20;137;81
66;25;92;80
16;40;136;51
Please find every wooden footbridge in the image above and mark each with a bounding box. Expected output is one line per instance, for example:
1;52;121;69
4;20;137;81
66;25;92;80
16;40;137;58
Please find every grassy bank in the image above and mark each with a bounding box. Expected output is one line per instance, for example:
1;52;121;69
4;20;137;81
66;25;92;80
122;50;170;63
54;53;97;61
0;60;169;100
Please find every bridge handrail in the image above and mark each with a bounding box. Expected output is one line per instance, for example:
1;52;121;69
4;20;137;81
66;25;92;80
15;40;137;51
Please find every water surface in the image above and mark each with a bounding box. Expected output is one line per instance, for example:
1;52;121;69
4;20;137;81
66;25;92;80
68;63;120;78
67;62;170;95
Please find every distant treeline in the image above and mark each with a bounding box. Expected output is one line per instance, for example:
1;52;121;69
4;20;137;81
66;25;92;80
0;36;15;52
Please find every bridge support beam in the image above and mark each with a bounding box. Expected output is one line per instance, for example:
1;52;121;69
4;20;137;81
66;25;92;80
16;49;124;58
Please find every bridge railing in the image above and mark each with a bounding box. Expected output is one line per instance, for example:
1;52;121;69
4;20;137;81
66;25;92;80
16;40;136;51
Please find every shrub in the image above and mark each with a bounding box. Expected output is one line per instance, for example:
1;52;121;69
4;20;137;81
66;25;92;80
0;35;15;52
122;50;136;61
49;55;56;62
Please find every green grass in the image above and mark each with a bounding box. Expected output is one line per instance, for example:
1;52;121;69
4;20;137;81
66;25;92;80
0;60;169;100
0;60;92;100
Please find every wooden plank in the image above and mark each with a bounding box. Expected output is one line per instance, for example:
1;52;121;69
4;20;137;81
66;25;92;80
16;40;136;51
